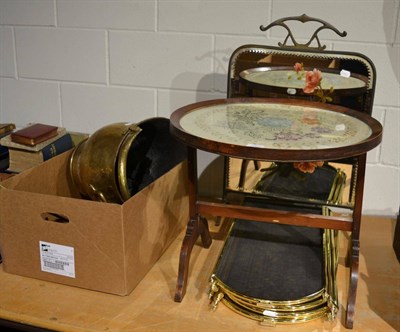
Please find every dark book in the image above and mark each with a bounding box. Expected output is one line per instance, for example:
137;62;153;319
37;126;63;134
7;133;74;173
0;154;9;171
0;144;9;171
0;144;8;156
10;123;58;146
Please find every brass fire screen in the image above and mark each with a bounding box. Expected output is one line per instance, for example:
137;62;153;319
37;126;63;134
209;165;346;325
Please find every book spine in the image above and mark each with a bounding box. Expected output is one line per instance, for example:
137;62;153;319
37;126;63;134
0;144;9;156
41;134;74;161
0;141;9;171
0;155;9;171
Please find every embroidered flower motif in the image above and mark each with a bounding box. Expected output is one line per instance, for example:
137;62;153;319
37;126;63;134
294;62;303;75
301;112;320;125
293;161;324;173
291;63;334;103
287;63;335;173
304;69;322;93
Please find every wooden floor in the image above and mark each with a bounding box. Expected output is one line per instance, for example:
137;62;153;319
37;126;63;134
0;215;399;332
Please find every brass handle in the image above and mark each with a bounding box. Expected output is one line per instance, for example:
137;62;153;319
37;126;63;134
123;123;142;136
260;14;347;50
89;184;107;202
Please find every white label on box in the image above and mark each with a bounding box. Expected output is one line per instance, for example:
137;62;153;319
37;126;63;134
39;241;75;278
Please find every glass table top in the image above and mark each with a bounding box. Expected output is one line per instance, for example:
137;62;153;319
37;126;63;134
179;102;372;150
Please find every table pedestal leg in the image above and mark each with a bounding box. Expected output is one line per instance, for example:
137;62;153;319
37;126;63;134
345;154;365;329
346;238;359;329
175;146;212;302
174;215;212;302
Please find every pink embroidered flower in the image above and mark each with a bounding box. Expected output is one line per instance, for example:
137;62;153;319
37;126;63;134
293;161;324;173
301;112;320;125
294;62;303;74
303;69;322;94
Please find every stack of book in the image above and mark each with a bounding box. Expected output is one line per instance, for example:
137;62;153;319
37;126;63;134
0;123;16;171
0;123;74;173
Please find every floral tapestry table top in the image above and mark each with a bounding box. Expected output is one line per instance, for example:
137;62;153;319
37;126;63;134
179;102;372;150
240;68;366;91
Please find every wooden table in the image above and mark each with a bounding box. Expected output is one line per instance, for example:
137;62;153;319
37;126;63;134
0;215;398;331
169;98;382;329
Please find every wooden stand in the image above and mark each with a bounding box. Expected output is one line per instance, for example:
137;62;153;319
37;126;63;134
170;98;382;330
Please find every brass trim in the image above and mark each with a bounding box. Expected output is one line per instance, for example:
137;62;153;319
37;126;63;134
117;124;142;201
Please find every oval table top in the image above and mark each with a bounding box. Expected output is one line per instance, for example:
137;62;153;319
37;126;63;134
170;98;382;162
239;67;367;97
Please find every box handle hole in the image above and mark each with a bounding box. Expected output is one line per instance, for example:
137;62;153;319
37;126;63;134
41;212;70;223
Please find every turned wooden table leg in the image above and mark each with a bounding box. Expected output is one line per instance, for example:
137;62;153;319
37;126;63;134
346;238;359;329
345;154;366;329
238;159;261;189
238;159;250;189
174;147;212;302
199;216;212;247
175;215;211;302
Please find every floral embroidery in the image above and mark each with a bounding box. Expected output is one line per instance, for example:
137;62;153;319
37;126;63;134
292;62;334;103
294;62;303;75
301;112;320;125
291;63;335;173
304;69;322;93
293;161;324;173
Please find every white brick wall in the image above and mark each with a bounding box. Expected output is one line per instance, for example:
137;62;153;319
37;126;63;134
0;27;15;77
0;0;399;215
57;0;156;30
0;77;61;124
61;83;155;133
109;31;214;89
15;27;107;83
0;0;55;26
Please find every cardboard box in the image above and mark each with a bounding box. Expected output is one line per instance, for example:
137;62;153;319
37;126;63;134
0;150;188;295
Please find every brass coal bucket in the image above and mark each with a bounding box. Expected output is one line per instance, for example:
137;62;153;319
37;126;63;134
69;118;186;204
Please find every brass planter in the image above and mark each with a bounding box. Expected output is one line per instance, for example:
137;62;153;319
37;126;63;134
69;118;187;204
69;122;142;203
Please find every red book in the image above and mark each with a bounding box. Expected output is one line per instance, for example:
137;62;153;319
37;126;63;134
10;123;58;146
